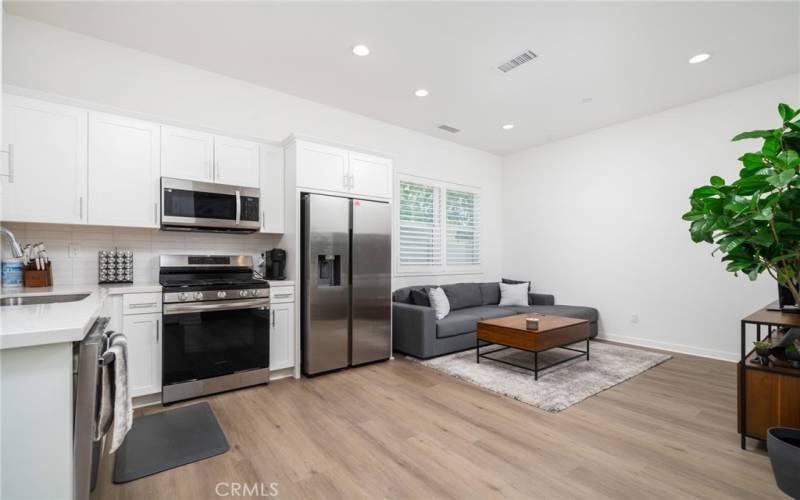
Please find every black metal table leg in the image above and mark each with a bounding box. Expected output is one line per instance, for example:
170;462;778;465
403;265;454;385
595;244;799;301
476;337;480;364
586;338;590;361
741;320;746;450
757;324;761;342
534;351;538;381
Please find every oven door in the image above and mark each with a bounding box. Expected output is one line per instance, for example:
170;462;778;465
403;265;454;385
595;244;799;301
161;177;261;231
162;298;270;389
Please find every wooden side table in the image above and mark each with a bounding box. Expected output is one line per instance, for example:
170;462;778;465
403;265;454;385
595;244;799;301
739;303;800;450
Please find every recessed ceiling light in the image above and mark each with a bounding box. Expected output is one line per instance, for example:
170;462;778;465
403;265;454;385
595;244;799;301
352;44;370;57
502;124;515;130
414;89;429;97
689;53;711;64
581;97;593;103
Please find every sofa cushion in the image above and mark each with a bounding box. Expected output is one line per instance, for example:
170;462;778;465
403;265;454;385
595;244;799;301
501;305;534;314
410;288;431;307
436;309;481;338
393;286;416;304
502;278;531;291
428;287;451;320
479;282;500;305
442;283;483;310
469;306;516;320
530;305;599;323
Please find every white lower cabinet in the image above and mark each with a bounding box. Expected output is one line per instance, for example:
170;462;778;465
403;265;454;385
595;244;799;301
270;301;295;371
122;310;162;398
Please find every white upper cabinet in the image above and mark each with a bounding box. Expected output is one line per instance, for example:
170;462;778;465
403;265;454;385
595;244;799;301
293;140;392;200
88;113;161;228
295;141;349;193
2;95;88;224
214;135;259;187
260;145;285;233
161;125;214;183
348;151;393;199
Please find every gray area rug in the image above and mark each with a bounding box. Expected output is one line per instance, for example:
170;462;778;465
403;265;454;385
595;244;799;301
411;341;671;412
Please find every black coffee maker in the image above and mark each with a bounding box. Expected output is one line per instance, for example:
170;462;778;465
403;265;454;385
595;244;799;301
263;249;287;280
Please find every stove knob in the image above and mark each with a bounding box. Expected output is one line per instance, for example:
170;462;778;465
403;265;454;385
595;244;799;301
194;292;204;300
217;291;227;299
178;292;189;302
239;290;248;297
249;290;257;297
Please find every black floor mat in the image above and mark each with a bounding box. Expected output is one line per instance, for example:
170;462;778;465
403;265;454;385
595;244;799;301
113;402;229;483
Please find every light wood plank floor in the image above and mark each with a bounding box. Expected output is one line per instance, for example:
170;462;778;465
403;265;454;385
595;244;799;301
95;344;784;500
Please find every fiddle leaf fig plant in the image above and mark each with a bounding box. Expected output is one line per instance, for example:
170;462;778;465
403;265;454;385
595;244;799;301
683;103;800;305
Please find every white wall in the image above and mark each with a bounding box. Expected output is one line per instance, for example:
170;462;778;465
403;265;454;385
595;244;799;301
2;14;504;288
502;74;800;361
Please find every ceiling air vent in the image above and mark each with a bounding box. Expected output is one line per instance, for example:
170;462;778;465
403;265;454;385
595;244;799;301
438;124;461;134
497;50;538;73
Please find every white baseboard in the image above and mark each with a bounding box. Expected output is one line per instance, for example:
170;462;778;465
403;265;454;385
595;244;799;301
596;332;739;363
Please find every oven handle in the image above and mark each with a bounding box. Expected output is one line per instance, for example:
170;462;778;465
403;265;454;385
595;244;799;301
163;298;270;315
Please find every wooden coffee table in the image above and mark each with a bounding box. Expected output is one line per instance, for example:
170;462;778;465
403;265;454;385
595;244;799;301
476;314;590;380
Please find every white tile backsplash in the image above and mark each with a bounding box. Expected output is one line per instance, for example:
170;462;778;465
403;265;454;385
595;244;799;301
1;222;280;285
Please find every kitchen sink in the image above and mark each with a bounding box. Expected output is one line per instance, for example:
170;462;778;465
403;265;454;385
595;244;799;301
0;293;90;306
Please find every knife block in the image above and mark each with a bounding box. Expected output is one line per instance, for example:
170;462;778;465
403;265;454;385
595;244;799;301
23;263;52;287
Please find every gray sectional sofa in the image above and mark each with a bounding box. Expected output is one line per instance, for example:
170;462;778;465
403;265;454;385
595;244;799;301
393;282;598;359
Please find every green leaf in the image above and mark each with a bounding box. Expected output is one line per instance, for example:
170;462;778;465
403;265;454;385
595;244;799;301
767;169;796;188
718;236;746;253
709;175;725;187
751;226;774;246
681;210;705;221
732;130;775;141
739;153;765;169
691;186;720;199
779;103;797;122
752;207;774;221
763;137;781;157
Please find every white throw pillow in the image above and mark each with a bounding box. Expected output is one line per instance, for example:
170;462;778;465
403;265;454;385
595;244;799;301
499;282;529;307
427;287;451;320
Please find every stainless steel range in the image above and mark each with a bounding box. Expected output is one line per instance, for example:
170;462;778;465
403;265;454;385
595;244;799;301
159;255;270;404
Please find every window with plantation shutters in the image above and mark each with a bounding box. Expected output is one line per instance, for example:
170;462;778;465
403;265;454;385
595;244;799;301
446;189;480;266
398;180;442;267
396;175;480;275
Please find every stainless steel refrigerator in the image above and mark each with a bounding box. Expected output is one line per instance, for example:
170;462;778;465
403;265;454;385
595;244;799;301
301;193;392;376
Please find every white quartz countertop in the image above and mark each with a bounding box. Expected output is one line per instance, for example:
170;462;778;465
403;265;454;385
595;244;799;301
0;282;162;350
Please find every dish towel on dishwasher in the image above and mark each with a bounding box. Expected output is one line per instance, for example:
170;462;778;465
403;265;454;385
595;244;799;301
95;333;133;453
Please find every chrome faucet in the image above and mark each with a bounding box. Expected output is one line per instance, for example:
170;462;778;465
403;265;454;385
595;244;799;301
0;226;23;258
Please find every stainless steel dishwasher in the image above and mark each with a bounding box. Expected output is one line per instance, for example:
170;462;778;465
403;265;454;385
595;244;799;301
73;316;110;500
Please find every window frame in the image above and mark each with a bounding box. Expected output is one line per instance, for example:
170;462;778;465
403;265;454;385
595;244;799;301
394;173;481;277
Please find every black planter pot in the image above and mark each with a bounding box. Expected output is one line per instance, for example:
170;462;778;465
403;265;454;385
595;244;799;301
755;347;772;366
768;427;800;499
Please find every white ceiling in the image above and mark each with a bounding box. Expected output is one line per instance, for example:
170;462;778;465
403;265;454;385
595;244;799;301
5;2;799;155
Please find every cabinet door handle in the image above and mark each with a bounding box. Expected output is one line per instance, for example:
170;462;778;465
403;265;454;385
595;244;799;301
208;160;213;180
273;293;292;298
79;196;84;220
154;203;158;225
271;309;275;327
0;144;14;183
349;173;355;190
262;211;265;230
215;160;221;180
156;319;160;343
129;302;158;309
343;173;348;189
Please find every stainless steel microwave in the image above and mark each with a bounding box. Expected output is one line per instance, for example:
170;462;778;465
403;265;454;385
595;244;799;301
160;177;261;233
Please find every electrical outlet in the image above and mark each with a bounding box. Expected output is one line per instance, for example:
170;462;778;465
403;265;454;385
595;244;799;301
631;313;639;324
68;244;81;259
